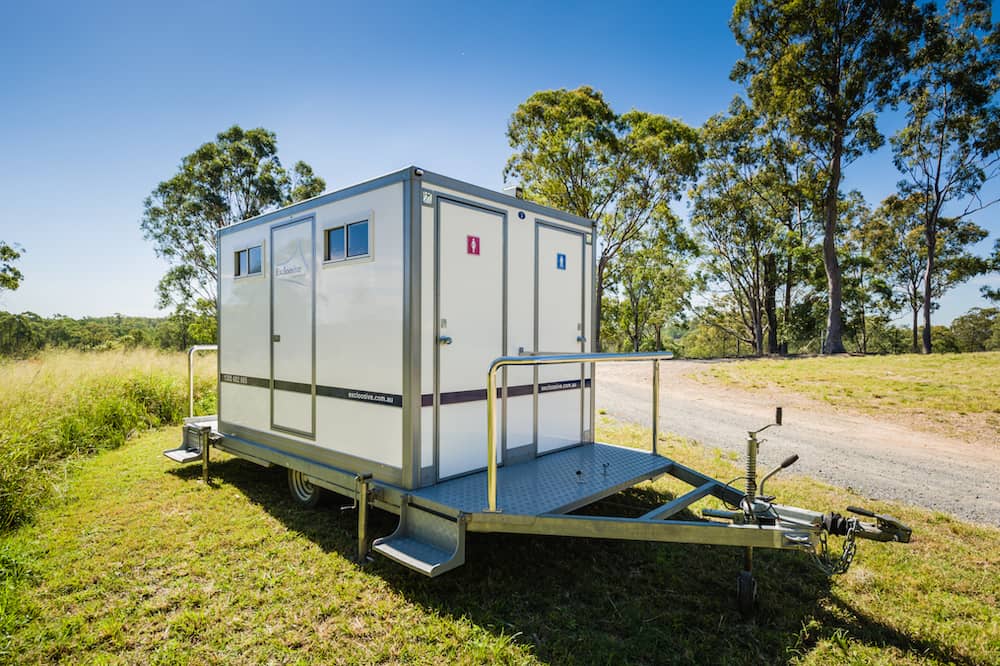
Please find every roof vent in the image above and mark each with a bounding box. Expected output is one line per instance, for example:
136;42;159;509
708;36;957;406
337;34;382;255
503;184;524;200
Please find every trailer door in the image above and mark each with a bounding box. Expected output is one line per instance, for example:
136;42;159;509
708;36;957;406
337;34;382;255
270;217;315;437
535;222;586;453
435;198;504;480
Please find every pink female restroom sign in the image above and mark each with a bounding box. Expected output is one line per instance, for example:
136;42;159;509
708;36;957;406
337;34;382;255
467;235;480;255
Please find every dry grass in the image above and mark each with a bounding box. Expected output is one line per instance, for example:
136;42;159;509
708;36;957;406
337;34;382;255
0;349;216;529
699;353;1000;445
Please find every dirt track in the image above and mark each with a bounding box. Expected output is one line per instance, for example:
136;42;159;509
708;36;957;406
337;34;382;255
595;360;1000;526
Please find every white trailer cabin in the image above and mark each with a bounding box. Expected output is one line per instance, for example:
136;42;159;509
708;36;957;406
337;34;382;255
168;166;911;610
215;166;595;489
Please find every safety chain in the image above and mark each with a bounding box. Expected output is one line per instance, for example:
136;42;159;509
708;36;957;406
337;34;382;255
812;518;858;575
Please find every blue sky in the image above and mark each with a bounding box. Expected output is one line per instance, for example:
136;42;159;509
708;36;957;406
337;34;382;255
1;1;996;323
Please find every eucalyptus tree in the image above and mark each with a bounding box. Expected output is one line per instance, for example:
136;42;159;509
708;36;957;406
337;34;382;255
691;107;779;356
870;192;989;351
604;227;695;352
504;86;702;350
731;0;921;353
141;125;325;316
892;0;1000;352
692;99;820;355
0;241;23;293
984;239;1000;302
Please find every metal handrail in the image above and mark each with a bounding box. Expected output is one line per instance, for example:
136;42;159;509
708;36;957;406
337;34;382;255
485;351;673;512
188;345;219;418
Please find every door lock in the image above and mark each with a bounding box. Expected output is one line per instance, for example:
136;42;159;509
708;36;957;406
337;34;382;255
272;334;281;342
438;335;453;345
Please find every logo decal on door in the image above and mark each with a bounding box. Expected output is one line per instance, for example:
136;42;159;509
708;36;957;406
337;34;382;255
556;253;566;270
467;235;480;255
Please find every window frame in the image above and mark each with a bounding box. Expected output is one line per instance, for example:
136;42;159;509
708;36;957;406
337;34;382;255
234;244;264;278
323;215;373;265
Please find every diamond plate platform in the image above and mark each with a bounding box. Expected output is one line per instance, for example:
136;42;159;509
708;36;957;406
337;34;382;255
411;443;673;516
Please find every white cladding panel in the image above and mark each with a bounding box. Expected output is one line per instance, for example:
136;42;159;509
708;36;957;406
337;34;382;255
313;183;404;466
219;181;404;470
220;226;270;433
504;203;535;452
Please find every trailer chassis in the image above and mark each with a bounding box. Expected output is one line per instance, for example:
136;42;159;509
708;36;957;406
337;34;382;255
169;348;911;615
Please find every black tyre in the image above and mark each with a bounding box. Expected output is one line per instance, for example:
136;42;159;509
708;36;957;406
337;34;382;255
737;570;757;619
287;468;323;508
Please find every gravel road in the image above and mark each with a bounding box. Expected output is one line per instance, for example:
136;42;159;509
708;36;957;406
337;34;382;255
595;360;1000;526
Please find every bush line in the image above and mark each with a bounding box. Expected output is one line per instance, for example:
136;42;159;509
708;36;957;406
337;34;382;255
0;369;215;531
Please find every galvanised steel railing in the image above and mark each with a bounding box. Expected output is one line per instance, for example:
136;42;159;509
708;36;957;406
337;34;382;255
188;345;219;418
485;351;673;512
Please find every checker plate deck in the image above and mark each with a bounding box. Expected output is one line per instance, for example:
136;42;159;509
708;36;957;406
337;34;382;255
410;443;673;515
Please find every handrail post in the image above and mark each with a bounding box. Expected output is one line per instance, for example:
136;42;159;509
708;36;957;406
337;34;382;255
486;364;499;512
482;351;673;514
187;345;219;419
652;359;659;455
188;347;196;418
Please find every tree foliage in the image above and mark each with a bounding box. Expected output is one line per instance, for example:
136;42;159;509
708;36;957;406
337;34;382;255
602;227;696;352
141;125;325;313
691;98;822;355
0;241;24;293
891;0;1000;352
984;239;1000;302
505;86;702;350
731;0;921;354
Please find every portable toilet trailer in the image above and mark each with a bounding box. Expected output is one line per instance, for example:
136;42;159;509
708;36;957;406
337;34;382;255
169;166;911;612
214;165;595;491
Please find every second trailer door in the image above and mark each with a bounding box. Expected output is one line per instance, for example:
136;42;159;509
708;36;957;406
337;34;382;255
535;222;586;453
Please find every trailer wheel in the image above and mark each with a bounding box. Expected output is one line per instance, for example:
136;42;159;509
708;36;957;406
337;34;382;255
737;570;757;618
287;469;323;508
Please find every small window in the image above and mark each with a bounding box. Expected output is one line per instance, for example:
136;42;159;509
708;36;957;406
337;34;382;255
325;219;370;262
347;221;369;258
235;245;262;276
248;245;262;274
325;227;345;262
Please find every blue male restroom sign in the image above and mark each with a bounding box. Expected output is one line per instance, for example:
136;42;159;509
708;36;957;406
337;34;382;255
556;253;567;270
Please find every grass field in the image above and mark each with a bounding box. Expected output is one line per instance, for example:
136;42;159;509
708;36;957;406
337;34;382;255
2;418;997;665
700;352;1000;444
0;350;216;530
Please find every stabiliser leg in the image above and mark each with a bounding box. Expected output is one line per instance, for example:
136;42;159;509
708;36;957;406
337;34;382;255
356;473;373;564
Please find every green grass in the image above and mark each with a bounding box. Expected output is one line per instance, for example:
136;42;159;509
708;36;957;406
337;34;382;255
0;349;216;530
2;419;997;664
701;352;1000;444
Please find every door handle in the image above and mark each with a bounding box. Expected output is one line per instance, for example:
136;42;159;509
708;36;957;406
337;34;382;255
272;334;281;342
438;335;453;345
577;335;586;342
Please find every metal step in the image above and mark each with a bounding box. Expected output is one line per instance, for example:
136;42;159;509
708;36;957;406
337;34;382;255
372;499;465;577
163;447;203;464
163;423;211;464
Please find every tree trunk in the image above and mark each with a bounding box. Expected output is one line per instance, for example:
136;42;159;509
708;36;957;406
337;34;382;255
781;252;792;355
632;305;641;352
922;226;936;354
751;301;764;356
765;254;778;354
911;306;919;353
654;324;663;351
822;142;846;354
